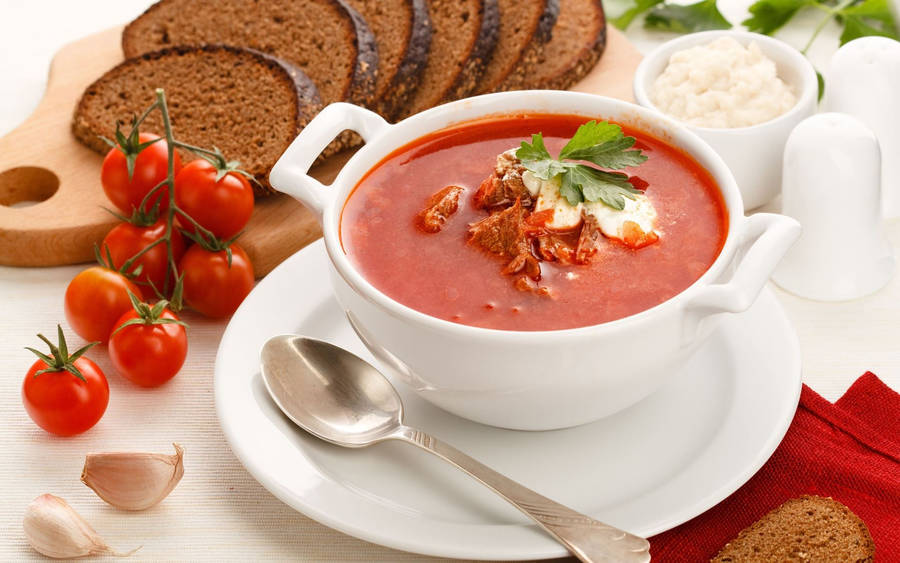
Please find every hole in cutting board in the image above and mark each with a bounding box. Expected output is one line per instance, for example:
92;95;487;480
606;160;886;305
0;166;60;208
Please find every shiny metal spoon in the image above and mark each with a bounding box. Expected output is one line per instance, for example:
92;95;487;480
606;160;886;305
260;335;651;563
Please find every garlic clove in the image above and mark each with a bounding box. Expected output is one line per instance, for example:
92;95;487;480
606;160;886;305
81;443;184;511
23;494;136;559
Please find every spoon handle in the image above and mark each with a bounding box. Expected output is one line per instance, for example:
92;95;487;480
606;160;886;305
394;426;650;563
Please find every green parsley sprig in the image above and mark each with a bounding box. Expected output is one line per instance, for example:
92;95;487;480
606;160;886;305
612;0;730;33
611;0;898;51
744;0;898;51
516;121;648;210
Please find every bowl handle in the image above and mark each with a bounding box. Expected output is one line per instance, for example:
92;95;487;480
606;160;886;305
268;103;390;221
685;213;801;317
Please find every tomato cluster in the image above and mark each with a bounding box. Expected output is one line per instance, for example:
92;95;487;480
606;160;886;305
24;127;258;437
67;133;256;336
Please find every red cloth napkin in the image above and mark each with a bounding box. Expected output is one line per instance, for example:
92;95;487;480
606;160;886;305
649;372;900;561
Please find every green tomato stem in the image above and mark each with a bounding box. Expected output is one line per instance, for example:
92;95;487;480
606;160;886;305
154;89;178;296
174;207;219;244
172;141;228;168
118;236;166;274
136;179;168;215
129;101;159;135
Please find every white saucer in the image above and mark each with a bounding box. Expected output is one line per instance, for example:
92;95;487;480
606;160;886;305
214;240;801;560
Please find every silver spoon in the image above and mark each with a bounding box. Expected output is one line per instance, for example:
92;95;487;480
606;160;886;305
260;335;651;563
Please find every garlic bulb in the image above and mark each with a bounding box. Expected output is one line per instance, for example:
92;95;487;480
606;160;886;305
81;443;184;511
23;494;135;559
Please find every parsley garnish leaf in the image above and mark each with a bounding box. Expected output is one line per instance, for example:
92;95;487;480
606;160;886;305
569;167;640;210
559;173;585;206
517;133;552;163
644;0;732;32
516;121;646;211
559;121;648;169
559;120;623;157
517;134;566;180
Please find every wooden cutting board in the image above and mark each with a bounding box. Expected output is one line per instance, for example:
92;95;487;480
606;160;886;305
0;25;641;277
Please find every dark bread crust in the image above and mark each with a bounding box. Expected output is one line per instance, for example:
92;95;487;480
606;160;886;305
72;44;322;195
535;0;560;43
526;0;606;91
347;0;433;120
478;0;559;94
385;0;432;119
338;0;378;109
712;496;876;563
121;0;377;109
443;0;500;103
397;0;501;118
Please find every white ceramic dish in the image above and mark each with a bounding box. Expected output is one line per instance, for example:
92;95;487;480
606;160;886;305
214;240;802;561
269;92;801;430
633;30;818;210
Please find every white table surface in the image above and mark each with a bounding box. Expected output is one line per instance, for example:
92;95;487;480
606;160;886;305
1;1;897;561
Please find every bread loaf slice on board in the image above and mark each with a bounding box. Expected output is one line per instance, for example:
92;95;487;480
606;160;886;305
345;0;432;119
122;0;377;110
399;0;500;118
475;0;559;94
712;496;875;562
72;45;322;196
509;0;606;91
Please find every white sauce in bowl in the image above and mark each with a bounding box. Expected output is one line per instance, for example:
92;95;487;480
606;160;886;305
650;37;797;128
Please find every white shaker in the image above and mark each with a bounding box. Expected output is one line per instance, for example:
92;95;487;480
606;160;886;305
773;113;894;300
826;36;900;217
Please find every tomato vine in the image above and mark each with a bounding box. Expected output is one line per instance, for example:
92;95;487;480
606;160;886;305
107;88;250;309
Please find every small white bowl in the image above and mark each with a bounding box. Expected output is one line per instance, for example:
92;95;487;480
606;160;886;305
633;30;818;210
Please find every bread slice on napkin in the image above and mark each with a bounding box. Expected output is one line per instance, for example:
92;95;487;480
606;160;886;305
399;0;500;118
712;495;875;562
509;0;606;91
476;0;559;94
122;0;377;110
72;45;322;195
345;0;432;119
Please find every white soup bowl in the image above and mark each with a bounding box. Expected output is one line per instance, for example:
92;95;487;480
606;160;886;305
269;91;800;430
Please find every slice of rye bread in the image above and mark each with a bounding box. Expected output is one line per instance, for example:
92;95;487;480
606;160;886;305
72;45;322;195
502;0;606;91
399;0;500;118
474;0;559;94
712;496;876;562
345;0;432;119
122;0;377;110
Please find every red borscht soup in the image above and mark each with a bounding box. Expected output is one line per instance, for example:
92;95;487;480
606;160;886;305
340;114;728;331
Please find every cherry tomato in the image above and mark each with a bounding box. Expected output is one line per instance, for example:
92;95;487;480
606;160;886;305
179;244;254;318
22;329;109;436
65;267;143;343
109;308;187;388
101;218;185;290
174;160;254;239
101;133;182;213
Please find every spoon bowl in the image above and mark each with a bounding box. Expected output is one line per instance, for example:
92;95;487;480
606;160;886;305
261;335;402;447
